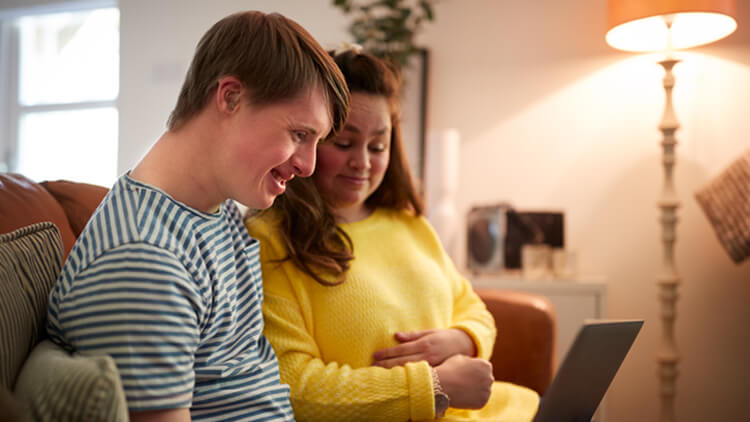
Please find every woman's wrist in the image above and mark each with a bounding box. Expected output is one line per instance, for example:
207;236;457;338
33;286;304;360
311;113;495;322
450;328;477;357
430;366;450;418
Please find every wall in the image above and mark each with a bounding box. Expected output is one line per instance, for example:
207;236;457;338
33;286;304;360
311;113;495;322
2;0;749;421
421;1;750;422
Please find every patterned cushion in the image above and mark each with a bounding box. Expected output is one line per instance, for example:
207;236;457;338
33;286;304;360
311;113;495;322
695;149;750;264
13;340;128;422
0;222;62;389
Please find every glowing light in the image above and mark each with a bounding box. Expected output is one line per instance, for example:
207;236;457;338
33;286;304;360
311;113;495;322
606;12;737;52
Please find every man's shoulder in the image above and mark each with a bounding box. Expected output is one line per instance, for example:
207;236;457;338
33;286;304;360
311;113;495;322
68;177;187;271
79;176;147;247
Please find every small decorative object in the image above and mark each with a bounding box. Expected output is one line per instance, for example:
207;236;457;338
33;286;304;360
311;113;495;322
551;248;577;280
331;0;436;68
466;206;564;275
426;129;460;260
466;204;511;273
521;244;552;281
695;148;750;264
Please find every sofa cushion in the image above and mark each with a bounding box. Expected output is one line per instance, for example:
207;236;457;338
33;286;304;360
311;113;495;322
41;180;109;238
0;173;77;256
0;222;63;390
13;340;128;422
0;385;33;422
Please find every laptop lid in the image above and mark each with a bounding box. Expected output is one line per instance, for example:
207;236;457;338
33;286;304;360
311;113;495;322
532;319;643;422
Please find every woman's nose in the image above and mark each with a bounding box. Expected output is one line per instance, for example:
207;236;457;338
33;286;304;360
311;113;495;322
348;149;371;171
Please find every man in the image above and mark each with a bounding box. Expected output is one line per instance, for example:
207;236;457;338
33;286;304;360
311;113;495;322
47;11;349;421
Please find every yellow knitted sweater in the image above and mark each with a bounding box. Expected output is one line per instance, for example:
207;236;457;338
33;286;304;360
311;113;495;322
246;208;539;422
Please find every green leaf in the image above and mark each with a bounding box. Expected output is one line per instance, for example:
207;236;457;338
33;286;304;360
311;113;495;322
420;0;434;21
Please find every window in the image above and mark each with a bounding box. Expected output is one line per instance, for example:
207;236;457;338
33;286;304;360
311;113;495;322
1;5;119;187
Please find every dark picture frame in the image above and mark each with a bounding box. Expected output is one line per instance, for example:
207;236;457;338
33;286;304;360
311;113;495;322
400;49;429;188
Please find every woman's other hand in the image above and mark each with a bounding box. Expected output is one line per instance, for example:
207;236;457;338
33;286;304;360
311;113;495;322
371;328;476;368
435;354;494;409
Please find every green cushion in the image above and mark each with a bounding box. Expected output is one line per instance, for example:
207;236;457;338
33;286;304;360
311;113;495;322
0;222;63;389
13;340;128;422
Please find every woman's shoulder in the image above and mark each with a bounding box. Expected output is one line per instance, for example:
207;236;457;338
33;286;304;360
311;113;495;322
376;207;431;229
244;209;283;241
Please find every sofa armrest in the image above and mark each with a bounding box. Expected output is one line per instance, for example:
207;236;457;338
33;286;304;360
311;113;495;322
475;287;556;395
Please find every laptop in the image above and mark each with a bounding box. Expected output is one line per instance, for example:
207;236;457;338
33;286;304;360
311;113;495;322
532;319;644;422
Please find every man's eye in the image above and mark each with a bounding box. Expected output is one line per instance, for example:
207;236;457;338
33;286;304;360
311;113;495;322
293;131;307;142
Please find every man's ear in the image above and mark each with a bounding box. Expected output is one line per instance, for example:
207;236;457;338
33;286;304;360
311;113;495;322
216;76;243;114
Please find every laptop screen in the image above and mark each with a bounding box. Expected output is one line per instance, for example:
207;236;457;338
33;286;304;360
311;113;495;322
532;319;643;422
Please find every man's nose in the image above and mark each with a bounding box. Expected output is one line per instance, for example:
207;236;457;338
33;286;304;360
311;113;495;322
292;142;316;177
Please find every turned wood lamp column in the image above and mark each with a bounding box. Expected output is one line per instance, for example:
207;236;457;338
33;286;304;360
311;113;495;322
604;1;737;422
657;55;680;422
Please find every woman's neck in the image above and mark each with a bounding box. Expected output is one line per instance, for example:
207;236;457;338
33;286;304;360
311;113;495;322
333;204;374;223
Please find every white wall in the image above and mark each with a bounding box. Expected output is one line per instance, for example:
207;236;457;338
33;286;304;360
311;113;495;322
2;0;749;421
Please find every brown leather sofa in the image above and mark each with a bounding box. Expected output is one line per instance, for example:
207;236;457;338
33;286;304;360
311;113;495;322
0;172;556;396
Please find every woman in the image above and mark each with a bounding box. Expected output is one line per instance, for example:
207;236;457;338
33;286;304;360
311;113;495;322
246;47;539;421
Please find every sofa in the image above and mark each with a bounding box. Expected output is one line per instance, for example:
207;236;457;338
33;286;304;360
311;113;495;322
0;172;556;420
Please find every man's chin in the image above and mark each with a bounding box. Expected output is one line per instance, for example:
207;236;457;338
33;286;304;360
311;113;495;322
243;195;276;211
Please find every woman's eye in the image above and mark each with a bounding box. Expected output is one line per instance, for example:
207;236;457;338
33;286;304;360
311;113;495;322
334;140;352;149
369;143;386;152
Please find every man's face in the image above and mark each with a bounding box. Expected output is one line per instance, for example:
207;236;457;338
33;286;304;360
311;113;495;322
220;83;332;209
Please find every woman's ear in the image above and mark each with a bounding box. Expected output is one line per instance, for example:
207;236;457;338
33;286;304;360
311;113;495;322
216;76;243;113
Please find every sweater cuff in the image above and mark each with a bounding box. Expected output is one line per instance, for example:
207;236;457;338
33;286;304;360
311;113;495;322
404;361;435;421
452;322;493;360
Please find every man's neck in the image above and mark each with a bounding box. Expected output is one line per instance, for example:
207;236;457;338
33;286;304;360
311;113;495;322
130;120;224;214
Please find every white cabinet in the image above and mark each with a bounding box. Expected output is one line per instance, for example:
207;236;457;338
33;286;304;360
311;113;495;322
471;276;607;368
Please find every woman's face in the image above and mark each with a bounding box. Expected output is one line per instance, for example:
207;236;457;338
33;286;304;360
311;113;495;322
313;92;391;222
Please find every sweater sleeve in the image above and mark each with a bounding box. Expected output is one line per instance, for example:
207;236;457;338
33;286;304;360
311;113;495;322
448;267;497;361
246;215;436;422
415;215;497;361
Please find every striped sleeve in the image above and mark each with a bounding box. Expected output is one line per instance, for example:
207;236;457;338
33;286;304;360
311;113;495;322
48;242;203;412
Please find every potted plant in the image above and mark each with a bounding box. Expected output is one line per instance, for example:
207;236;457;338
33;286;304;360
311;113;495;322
332;0;436;68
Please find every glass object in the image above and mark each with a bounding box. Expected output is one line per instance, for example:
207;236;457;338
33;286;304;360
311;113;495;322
552;248;578;280
522;244;552;280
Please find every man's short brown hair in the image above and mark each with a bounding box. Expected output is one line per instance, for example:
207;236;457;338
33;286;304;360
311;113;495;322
167;11;349;136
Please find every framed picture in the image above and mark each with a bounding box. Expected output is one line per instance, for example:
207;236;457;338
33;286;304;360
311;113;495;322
399;49;429;189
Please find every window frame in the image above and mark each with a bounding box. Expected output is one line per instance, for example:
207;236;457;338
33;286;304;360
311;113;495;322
0;0;118;177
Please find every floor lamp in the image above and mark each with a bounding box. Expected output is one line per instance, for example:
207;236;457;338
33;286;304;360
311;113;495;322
604;1;737;422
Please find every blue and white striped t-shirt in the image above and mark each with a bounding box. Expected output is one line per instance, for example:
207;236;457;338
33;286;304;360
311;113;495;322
47;174;294;421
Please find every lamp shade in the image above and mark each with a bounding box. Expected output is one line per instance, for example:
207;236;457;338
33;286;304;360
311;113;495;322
606;0;737;52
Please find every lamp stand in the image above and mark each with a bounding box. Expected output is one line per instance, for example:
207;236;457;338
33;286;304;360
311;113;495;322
656;57;681;422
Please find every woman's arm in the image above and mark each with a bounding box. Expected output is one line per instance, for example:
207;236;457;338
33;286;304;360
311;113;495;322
263;292;436;422
371;328;476;367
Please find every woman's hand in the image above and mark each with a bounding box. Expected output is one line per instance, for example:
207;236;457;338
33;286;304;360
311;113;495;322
371;328;476;368
434;354;494;409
